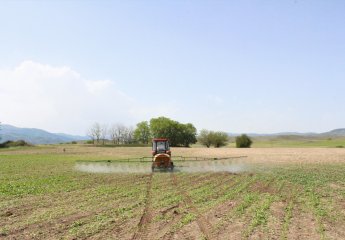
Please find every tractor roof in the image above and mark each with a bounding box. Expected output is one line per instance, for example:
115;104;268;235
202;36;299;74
153;138;168;142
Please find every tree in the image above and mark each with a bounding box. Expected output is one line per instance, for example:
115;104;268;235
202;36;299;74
109;124;134;145
134;121;151;144
123;126;134;144
150;117;197;147
87;123;101;144
179;123;197;147
109;124;118;144
198;129;213;148
150;117;179;146
198;130;228;148
100;124;108;145
109;124;125;144
236;134;252;148
210;131;228;148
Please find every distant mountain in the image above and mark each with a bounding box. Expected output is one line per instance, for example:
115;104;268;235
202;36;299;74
320;128;345;137
228;129;345;138
228;132;318;137
0;124;88;144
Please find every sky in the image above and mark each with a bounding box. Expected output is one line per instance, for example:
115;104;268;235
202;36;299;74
0;0;344;135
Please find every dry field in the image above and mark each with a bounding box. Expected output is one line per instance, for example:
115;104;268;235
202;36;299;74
0;145;345;239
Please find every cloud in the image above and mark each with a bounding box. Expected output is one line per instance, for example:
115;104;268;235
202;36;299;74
0;61;143;134
86;80;113;95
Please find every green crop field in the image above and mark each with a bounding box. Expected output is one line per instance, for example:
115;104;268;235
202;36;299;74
0;145;345;239
251;137;345;148
225;136;345;148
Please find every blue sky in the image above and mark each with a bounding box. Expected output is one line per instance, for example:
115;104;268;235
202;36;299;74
0;0;344;135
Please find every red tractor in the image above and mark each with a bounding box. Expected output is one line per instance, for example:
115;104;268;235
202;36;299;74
151;138;174;171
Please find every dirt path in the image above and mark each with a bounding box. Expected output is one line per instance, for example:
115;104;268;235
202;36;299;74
170;173;216;240
131;173;154;240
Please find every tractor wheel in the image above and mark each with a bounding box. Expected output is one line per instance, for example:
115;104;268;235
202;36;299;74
170;162;174;171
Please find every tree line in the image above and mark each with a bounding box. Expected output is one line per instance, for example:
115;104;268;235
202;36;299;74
135;117;197;147
87;117;197;147
87;116;252;148
87;123;134;145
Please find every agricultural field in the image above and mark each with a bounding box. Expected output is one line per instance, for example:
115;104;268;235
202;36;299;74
227;136;345;148
251;137;345;148
0;145;345;239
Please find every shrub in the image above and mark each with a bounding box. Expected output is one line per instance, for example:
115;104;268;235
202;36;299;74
71;141;77;144
0;140;31;148
197;129;212;148
235;134;252;148
210;131;229;148
198;130;228;148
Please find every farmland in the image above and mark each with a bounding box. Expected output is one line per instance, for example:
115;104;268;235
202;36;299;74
0;145;345;239
227;136;345;148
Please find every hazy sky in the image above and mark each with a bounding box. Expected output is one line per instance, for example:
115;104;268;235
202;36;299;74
0;1;344;135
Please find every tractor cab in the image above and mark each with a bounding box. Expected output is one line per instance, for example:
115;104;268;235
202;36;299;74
152;138;171;156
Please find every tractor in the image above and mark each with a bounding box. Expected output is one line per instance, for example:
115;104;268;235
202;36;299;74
151;138;174;171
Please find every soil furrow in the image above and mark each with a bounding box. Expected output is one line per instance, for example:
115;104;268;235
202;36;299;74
131;173;154;240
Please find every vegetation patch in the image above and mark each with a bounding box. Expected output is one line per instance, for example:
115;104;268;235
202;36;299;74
0;140;31;148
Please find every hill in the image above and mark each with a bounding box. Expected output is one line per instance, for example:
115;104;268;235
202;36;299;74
229;128;345;138
0;124;88;144
320;128;345;137
227;128;345;148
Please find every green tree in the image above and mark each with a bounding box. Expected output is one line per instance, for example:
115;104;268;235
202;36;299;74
150;117;177;144
134;121;151;144
149;117;197;147
198;129;228;148
235;134;253;148
178;123;197;147
210;131;228;148
198;129;213;148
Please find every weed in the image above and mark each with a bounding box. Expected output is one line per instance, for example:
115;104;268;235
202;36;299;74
181;212;197;225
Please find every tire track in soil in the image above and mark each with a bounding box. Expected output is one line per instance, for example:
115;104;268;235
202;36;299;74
155;173;235;240
170;173;216;240
154;192;186;239
131;173;154;240
213;177;259;235
154;215;183;240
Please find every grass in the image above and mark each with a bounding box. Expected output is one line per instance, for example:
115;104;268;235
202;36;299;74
0;145;345;239
282;200;294;239
251;137;345;148
222;136;345;148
